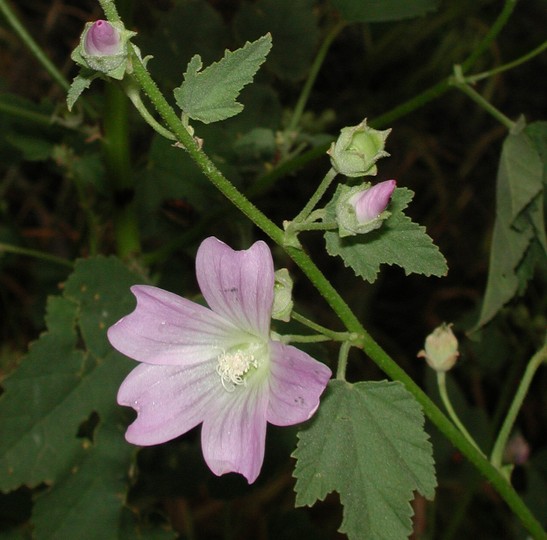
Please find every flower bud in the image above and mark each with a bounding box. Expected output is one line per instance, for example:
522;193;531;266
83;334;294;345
272;269;293;322
417;323;459;372
71;20;136;79
350;180;396;223
327;119;391;177
84;20;121;56
334;180;396;237
503;433;530;466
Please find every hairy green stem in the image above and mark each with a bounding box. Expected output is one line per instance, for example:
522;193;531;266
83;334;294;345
124;81;176;140
490;342;547;469
466;39;547;84
291;311;354;341
336;340;351;381
292;167;338;224
0;242;73;268
461;0;518;72
98;0;121;23
437;372;483;455
451;66;515;129
125;43;546;538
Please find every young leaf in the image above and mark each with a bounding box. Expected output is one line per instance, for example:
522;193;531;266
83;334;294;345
324;187;448;282
475;123;545;328
174;34;272;124
67;70;97;111
293;380;436;540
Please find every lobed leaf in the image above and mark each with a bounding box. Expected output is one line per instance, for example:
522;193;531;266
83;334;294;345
174;34;272;124
0;257;170;537
293;380;436;540
325;187;448;282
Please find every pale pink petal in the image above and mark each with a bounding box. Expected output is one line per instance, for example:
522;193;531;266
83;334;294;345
118;360;222;445
266;341;331;426
108;285;248;365
196;238;274;339
351;179;396;223
201;382;269;484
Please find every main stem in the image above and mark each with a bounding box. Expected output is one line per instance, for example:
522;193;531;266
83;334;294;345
127;48;545;539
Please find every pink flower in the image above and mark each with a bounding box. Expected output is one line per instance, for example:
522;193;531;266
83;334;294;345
84;20;121;56
108;237;331;483
349;179;396;224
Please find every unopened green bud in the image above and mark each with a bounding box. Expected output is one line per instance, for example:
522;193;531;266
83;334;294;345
418;323;459;372
327;119;391;177
272;268;293;322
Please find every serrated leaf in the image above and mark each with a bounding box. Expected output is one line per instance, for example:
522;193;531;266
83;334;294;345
475;124;545;328
0;257;139;488
32;421;132;540
293;380;436;540
324;187;447;282
67;71;96;111
332;0;438;22
174;34;272;123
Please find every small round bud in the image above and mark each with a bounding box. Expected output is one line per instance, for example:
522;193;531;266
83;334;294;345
503;433;530;466
327;119;391;177
335;180;396;237
272;269;294;322
84;20;122;56
417;323;459;372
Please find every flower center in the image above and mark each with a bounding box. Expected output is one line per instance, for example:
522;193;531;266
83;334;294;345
216;349;259;392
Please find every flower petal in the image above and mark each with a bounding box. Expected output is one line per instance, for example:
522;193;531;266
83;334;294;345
108;285;247;365
201;383;269;484
266;341;331;426
118;359;221;445
196;237;274;339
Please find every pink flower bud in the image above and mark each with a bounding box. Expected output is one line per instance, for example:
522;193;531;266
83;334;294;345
349;179;396;224
84;20;121;56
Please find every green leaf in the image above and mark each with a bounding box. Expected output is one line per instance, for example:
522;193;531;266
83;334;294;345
67;71;96;111
324;187;447;282
32;421;132;540
293;380;436;540
0;257;168;537
332;0;438;22
475;124;545;328
174;34;272;123
233;0;319;81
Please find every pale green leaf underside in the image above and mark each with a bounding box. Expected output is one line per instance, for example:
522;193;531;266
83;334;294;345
174;34;272;123
293;380;436;540
325;187;448;282
476;123;545;328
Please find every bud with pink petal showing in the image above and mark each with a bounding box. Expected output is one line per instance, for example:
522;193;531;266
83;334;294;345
418;323;459;373
84;20;122;56
71;20;136;79
335;180;396;237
